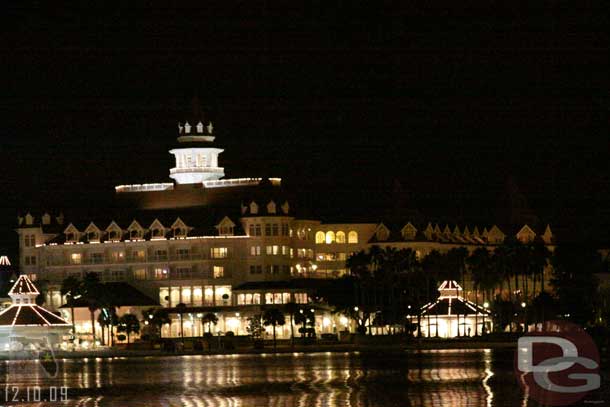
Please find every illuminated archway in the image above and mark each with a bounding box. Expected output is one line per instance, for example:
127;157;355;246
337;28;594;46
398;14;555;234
315;231;325;244
348;231;358;244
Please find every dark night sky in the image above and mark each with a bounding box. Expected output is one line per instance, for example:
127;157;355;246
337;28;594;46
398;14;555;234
1;3;609;259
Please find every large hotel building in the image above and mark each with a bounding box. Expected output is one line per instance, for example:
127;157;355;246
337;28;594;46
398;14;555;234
16;111;554;339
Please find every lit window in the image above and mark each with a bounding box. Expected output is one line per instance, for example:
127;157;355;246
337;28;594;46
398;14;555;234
325;231;335;244
213;266;224;278
181;287;191;304
336;231;346;243
154;268;169;280
315;231;325;244
250;246;261;256
211;247;228;259
348;231;358;244
70;253;82;265
170;287;180;305
192;287;203;305
159;288;169;307
215;286;231;305
204;286;214;305
294;293;308;304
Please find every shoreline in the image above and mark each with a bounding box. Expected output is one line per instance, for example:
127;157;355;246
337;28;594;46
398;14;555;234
0;340;518;360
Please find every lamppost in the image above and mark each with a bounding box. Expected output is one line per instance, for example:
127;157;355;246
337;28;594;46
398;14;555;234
483;302;489;335
521;302;527;332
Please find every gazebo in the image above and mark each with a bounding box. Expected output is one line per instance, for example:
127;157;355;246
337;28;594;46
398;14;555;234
412;280;492;338
0;275;71;351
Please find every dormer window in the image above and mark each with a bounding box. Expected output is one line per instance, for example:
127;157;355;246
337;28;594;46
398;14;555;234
216;216;236;236
127;221;144;240
219;225;233;236
376;228;389;241
374;224;390;241
66;233;75;242
250;202;259;215
401;223;417;240
108;231;120;240
149;220;166;239
171;218;189;239
267;201;276;214
88;232;99;241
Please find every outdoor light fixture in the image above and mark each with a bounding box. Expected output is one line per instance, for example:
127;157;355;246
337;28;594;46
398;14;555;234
483;302;489;308
521;302;526;308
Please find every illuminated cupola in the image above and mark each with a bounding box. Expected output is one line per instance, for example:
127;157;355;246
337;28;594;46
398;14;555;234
8;275;40;305
169;103;225;184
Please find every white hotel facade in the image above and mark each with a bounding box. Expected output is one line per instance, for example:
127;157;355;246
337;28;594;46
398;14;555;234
16;115;554;339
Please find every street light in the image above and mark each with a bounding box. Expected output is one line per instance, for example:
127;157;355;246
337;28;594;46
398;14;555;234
483;302;489;309
354;306;359;312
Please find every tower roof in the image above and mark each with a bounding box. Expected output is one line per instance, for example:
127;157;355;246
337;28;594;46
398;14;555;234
8;275;39;296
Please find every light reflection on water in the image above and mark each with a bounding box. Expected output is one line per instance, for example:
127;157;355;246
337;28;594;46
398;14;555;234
0;348;598;407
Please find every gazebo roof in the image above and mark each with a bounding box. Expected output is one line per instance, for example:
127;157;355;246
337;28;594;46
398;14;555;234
0;304;70;327
420;280;489;316
0;275;70;327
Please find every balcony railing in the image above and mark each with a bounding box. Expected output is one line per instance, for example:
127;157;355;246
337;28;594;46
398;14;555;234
169;167;224;175
46;253;205;267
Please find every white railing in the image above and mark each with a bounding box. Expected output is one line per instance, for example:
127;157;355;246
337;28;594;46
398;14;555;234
169;167;224;175
115;183;174;193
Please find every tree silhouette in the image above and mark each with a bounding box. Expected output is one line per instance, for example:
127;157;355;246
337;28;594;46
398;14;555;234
263;308;285;351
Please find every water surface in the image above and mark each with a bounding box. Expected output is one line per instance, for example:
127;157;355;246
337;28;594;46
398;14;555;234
1;349;606;406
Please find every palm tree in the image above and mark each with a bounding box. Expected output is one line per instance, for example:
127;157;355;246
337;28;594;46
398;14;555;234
60;275;82;337
201;312;218;334
82;272;102;344
117;314;140;344
144;308;171;338
529;240;551;295
467;247;495;335
97;308;118;345
262;308;286;351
